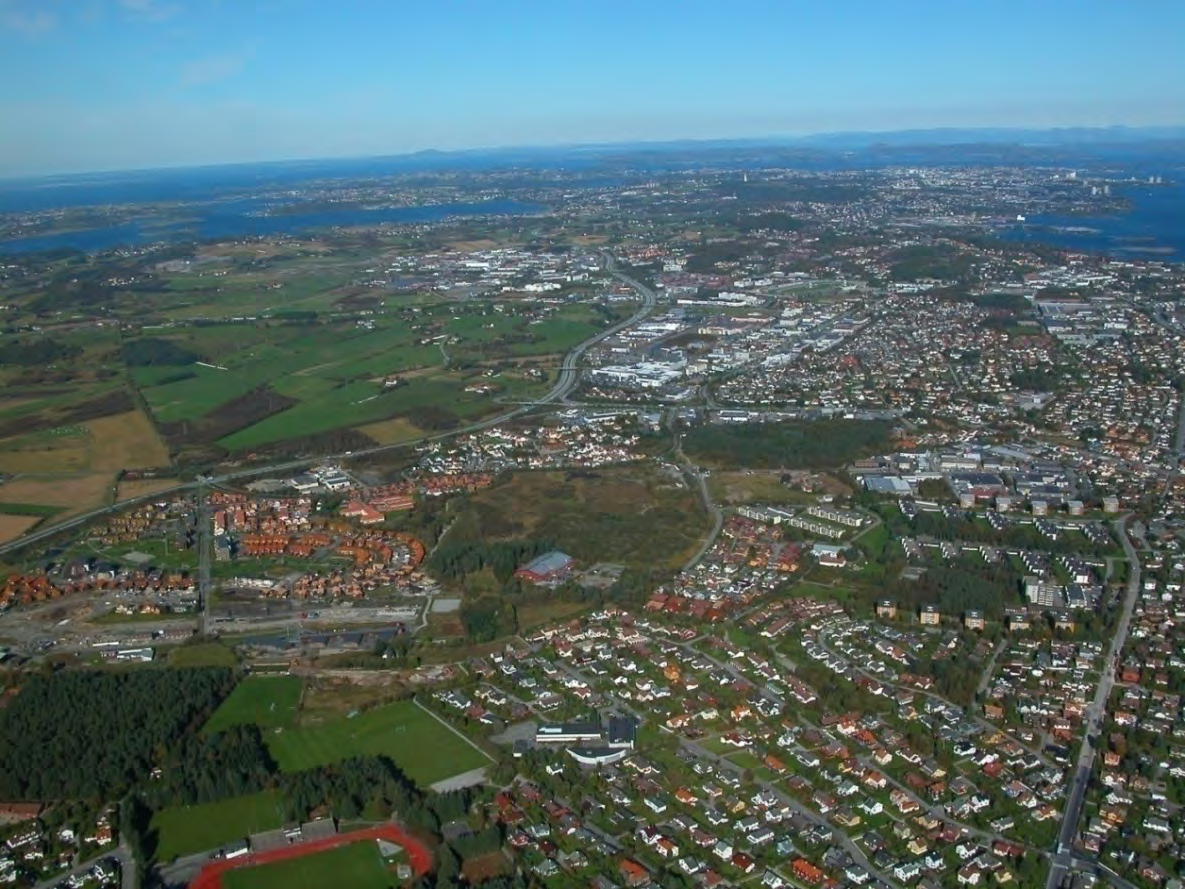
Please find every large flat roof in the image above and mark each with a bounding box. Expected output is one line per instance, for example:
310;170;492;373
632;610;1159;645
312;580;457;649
520;550;574;576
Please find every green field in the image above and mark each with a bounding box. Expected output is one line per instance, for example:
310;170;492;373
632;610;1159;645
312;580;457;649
152;791;285;861
131;302;611;452
266;700;488;787
222;839;395;889
168;642;239;668
217;376;497;451
204;676;303;734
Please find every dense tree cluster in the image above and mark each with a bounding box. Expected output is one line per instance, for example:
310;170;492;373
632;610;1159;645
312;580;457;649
885;563;1026;618
146;726;276;808
0;668;235;800
278;756;421;823
683;420;893;470
887;244;977;282
0;337;83;366
964;292;1031;312
458;597;519;643
429;539;553;585
880;506;1116;557
121;337;200;367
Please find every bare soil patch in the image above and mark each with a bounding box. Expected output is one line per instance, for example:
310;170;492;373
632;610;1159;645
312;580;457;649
356;417;425;445
0;514;41;544
0;474;113;519
116;477;182;501
86;410;171;471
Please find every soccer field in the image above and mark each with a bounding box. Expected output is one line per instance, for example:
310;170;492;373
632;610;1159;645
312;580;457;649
266;700;488;787
203;676;303;734
152;791;285;861
221;840;394;889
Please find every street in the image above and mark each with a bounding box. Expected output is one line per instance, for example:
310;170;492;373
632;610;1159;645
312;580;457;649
1045;517;1141;889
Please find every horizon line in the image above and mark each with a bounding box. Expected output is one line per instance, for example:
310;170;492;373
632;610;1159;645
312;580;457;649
3;122;1185;183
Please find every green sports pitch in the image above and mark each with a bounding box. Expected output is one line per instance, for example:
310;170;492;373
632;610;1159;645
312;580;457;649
221;839;396;889
203;676;303;734
266;699;489;788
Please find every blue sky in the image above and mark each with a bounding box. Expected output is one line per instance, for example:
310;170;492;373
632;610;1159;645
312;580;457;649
1;0;1182;176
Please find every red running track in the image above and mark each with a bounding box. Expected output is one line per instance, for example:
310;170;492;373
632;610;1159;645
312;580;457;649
187;824;433;889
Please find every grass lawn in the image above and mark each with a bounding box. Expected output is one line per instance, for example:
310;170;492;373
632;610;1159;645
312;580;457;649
152;791;285;861
222;839;395;889
168;642;239;668
267;699;488;787
204;676;303;734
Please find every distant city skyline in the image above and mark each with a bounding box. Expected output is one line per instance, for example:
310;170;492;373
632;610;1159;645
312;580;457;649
1;0;1182;177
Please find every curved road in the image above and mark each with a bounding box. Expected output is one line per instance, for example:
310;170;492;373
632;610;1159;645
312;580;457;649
666;412;724;572
0;256;658;560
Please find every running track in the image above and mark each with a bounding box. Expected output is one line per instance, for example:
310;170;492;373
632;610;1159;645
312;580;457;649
188;824;432;889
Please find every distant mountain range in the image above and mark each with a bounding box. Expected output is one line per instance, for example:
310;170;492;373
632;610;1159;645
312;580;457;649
451;125;1185;156
791;125;1185;148
5;125;1184;189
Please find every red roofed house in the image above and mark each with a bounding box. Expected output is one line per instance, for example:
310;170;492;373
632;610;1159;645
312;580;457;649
619;858;649;887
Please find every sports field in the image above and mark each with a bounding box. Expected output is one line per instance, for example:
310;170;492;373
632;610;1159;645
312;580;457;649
203;676;303;734
152;791;285;861
221;841;395;889
266;699;488;787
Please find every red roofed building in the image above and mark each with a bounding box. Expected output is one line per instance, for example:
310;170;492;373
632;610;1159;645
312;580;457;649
514;551;575;584
793;858;826;884
619;858;649;887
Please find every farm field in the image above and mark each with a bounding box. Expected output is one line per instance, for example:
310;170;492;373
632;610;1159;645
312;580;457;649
266;699;488;787
0;235;617;475
203;676;303;734
85;411;172;470
221;839;395;889
0;514;41;544
0;473;113;522
355;417;426;446
115;476;183;501
0;425;91;474
0;404;166;471
151;791;285;861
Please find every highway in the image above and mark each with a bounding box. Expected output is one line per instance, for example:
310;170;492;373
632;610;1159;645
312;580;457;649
0;255;658;561
1045;516;1142;889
